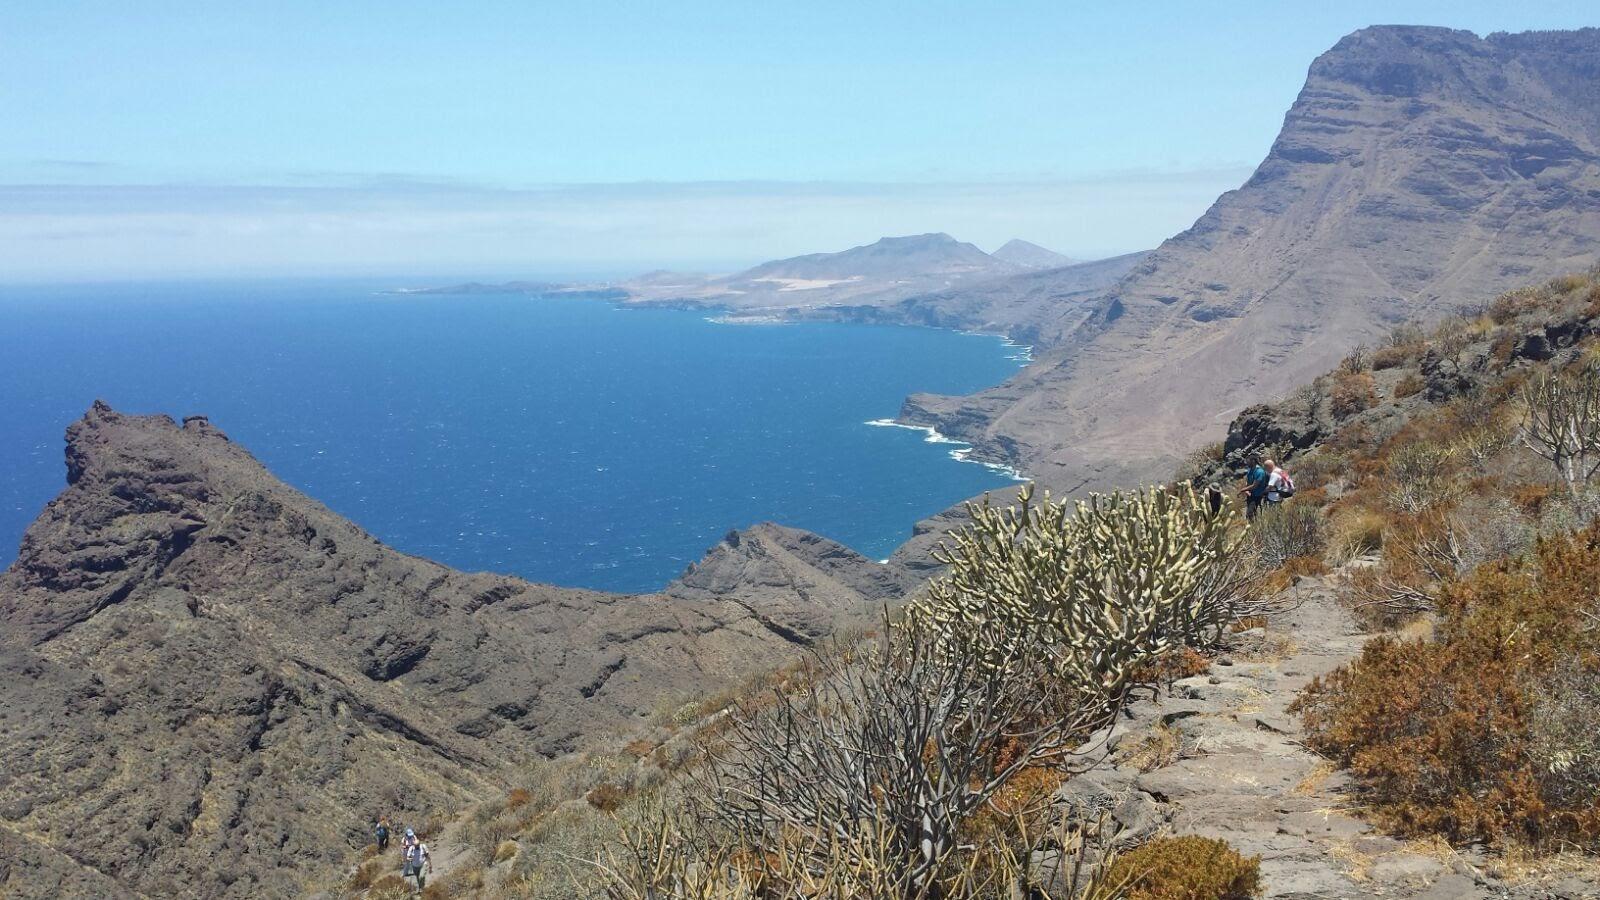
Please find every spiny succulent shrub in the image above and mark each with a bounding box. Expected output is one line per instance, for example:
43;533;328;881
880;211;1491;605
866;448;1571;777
907;484;1252;696
1096;835;1261;900
676;619;1116;898
1295;523;1600;846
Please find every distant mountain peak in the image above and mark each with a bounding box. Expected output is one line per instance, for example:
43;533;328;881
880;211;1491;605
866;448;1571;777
992;239;1078;269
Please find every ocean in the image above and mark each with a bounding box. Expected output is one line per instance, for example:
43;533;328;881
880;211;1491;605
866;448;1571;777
0;279;1026;592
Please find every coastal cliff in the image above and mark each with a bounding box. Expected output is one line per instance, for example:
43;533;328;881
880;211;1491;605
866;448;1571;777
905;26;1600;488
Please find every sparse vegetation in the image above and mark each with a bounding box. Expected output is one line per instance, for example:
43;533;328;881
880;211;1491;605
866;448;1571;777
580;483;1265;899
1296;524;1600;847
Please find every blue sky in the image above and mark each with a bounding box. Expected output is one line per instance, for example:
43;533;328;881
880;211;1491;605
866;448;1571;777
2;1;1594;280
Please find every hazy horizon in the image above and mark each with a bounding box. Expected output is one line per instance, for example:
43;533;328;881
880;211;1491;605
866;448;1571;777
4;1;1593;281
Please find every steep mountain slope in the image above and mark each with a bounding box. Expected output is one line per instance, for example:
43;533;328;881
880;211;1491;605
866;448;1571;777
991;238;1077;269
891;250;1150;345
0;403;899;898
905;26;1600;489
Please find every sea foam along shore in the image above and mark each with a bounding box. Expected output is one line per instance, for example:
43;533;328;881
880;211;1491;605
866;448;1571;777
865;419;1027;482
959;329;1034;364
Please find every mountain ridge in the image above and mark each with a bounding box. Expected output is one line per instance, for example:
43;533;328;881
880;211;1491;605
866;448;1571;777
901;25;1600;489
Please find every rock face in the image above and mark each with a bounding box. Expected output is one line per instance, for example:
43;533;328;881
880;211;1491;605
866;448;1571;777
892;250;1150;345
907;26;1600;489
0;403;898;898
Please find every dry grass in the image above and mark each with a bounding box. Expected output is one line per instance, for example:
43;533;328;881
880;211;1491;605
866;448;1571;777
492;839;518;865
1291;761;1336;797
1325;838;1376;881
1117;723;1183;773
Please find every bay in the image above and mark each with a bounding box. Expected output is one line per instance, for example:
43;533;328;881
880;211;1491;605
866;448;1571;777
0;278;1024;592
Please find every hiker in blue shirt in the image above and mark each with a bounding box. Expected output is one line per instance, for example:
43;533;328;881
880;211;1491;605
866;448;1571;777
1239;458;1269;519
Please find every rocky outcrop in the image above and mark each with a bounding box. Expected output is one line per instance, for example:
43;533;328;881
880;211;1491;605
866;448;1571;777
907;26;1600;491
0;404;900;898
891;250;1149;344
664;522;916;641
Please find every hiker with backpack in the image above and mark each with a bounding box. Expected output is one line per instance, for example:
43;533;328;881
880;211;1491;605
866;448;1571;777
1239;458;1270;519
1265;459;1296;505
374;816;390;853
403;835;432;891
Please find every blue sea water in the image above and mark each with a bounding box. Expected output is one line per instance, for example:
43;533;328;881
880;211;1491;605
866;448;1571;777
0;279;1025;593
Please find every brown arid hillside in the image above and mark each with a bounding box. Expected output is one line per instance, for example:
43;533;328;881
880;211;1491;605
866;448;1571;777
0;403;903;899
904;26;1600;493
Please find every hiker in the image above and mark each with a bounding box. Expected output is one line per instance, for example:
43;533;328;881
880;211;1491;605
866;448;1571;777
1238;458;1269;519
1265;459;1295;505
374;816;390;854
403;837;432;891
1206;482;1226;517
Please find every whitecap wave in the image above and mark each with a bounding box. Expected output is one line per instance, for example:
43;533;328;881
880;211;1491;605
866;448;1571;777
864;419;1026;481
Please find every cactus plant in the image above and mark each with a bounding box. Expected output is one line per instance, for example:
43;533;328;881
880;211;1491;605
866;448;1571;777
907;483;1248;695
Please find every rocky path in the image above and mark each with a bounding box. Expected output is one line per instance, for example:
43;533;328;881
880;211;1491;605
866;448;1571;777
1063;575;1599;900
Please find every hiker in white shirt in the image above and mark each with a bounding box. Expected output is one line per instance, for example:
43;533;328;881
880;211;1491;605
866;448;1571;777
1264;459;1295;504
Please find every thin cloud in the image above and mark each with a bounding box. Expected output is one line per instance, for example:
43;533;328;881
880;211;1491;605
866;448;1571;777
0;170;1250;281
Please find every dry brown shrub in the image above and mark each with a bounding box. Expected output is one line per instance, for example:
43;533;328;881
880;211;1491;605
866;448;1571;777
1371;344;1415;370
1552;273;1590;295
1295;523;1600;847
506;787;533;810
621;738;657;759
1511;482;1559;516
1489;334;1517;368
493;839;519;864
586;782;627;812
979;766;1067;819
1097;835;1261;900
1130;645;1212;686
349;857;385;889
1393;373;1425;399
1329;507;1386;561
1489;287;1542;324
1330;371;1378;419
